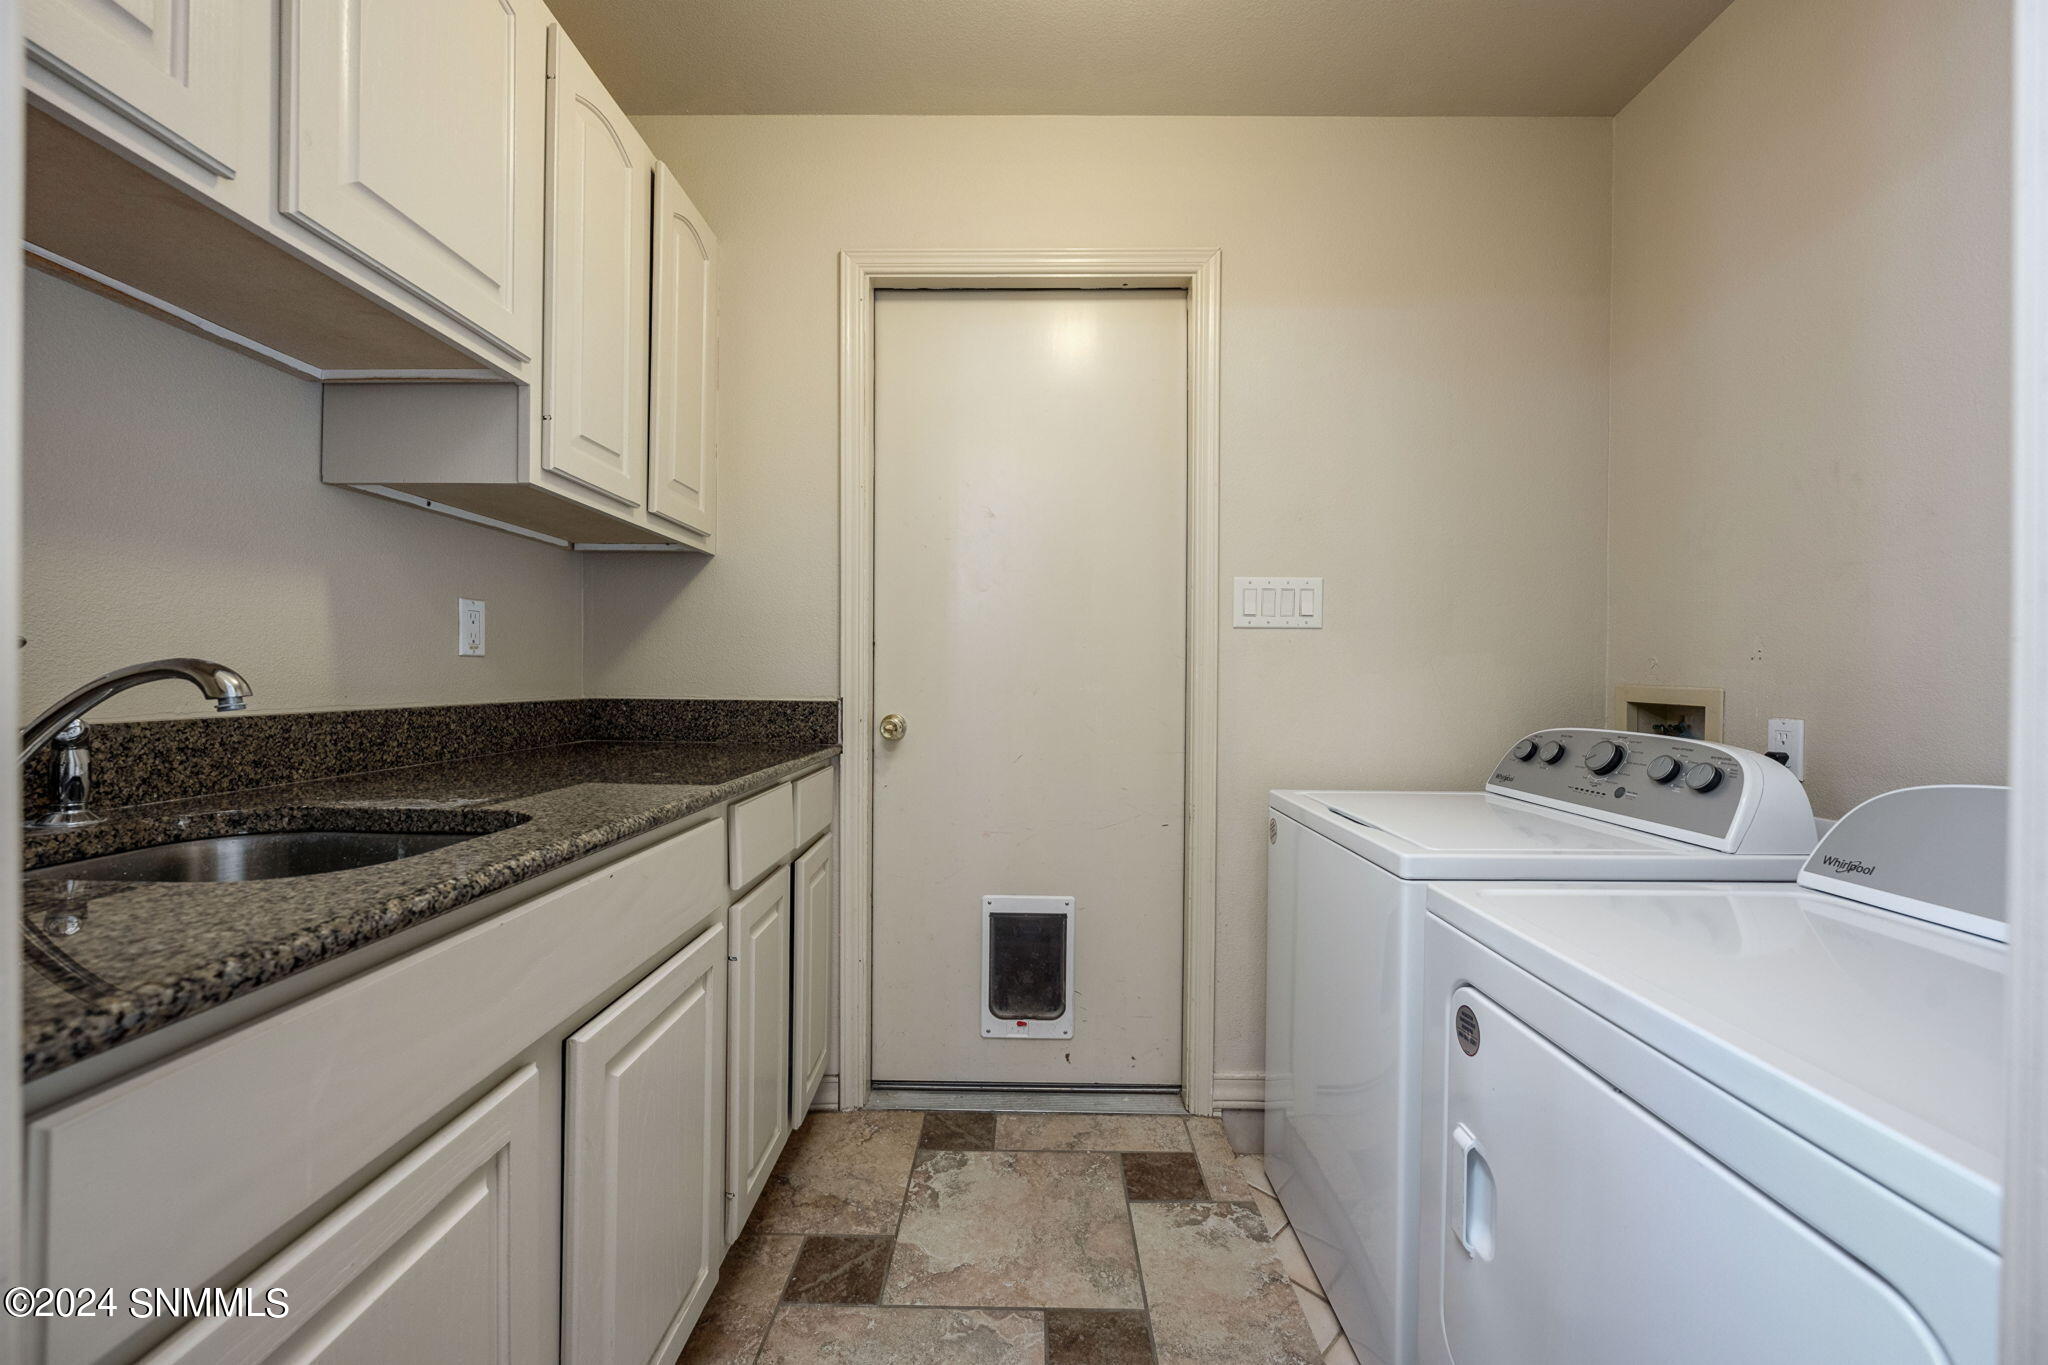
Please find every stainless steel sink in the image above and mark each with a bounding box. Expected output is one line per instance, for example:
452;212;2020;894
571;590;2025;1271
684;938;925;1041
28;829;482;883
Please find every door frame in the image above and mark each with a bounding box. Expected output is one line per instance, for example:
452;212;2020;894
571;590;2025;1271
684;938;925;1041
2004;0;2046;1354
835;248;1222;1116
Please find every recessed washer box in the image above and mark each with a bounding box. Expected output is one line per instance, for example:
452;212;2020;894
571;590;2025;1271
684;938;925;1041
981;896;1075;1039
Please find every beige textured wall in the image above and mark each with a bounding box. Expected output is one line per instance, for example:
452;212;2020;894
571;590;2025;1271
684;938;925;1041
1608;0;2012;817
20;273;586;723
583;116;1616;1088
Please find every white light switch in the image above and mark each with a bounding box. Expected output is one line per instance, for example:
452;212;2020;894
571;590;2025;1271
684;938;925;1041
1233;577;1323;629
458;598;486;656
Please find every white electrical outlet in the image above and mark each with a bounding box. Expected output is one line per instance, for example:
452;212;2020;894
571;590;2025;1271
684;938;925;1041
1233;577;1323;629
458;598;486;656
1766;717;1804;781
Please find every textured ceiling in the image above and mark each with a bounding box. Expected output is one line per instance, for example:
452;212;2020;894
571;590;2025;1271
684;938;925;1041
543;0;1735;117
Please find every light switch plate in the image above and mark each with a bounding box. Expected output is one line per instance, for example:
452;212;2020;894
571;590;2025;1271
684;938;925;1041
1234;577;1322;629
458;598;486;656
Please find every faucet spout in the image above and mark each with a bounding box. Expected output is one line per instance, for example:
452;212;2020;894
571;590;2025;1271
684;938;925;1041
21;658;254;768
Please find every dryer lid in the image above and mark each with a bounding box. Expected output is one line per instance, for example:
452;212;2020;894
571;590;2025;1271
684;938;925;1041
1798;785;2009;939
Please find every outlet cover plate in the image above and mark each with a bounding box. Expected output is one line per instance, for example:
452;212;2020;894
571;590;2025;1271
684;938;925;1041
1766;717;1804;781
458;599;486;656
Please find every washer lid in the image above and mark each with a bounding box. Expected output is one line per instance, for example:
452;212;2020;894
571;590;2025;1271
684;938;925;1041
1427;880;2007;1247
1271;791;1809;881
1326;791;1685;853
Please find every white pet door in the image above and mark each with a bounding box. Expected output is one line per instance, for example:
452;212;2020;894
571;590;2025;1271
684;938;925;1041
981;896;1075;1039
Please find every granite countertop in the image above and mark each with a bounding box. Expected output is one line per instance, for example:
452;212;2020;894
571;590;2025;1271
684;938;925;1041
20;740;838;1082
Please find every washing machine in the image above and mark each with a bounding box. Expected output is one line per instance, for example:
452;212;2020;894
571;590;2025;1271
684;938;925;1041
1419;785;2007;1365
1265;728;1818;1365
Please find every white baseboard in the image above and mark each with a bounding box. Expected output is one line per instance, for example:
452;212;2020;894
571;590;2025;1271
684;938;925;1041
1212;1070;1266;1110
814;1075;840;1112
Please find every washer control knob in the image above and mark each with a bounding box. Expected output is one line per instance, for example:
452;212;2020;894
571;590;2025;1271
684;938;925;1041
1585;740;1626;776
1647;754;1684;785
1683;761;1724;793
1511;739;1540;762
1539;740;1567;765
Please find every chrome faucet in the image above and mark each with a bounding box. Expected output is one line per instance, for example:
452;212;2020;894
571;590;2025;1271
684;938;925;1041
20;658;253;830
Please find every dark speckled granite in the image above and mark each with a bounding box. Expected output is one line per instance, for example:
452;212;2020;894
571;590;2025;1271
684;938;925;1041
21;737;838;1082
584;697;837;747
23;698;839;817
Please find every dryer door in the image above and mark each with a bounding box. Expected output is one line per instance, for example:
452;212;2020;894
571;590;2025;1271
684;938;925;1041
1430;986;1951;1365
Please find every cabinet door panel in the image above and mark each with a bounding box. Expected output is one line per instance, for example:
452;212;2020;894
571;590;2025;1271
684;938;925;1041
542;26;651;507
26;0;245;176
792;836;835;1127
281;0;542;358
727;873;792;1242
563;923;728;1365
649;163;718;539
142;1066;546;1365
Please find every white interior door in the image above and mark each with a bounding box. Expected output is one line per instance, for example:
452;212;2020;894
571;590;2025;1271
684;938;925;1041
871;289;1187;1087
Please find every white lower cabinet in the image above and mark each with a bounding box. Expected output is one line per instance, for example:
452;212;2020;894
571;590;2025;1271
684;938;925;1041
791;836;835;1128
561;922;728;1365
144;1065;548;1365
25;773;837;1364
725;872;793;1243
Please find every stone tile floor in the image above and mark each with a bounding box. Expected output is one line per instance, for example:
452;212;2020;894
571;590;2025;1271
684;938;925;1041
678;1111;1363;1365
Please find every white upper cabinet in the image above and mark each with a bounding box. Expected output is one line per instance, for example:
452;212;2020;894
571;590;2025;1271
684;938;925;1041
650;163;719;542
541;25;653;509
25;0;247;177
280;0;544;360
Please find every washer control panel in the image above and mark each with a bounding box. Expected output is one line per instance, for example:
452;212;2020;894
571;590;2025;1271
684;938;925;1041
1485;728;1752;842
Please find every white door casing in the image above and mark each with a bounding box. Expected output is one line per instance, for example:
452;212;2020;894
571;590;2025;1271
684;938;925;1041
280;0;542;359
836;249;1222;1114
649;162;718;540
870;288;1188;1088
541;25;651;508
25;0;244;178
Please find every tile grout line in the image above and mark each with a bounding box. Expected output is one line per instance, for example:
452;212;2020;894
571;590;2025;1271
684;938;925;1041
1131;1131;1178;1364
877;1112;933;1309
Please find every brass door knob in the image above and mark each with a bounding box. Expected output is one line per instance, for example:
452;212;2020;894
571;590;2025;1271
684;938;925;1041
879;713;907;741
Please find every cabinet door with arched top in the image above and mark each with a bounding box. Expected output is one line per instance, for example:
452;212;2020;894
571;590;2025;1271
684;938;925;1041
649;162;719;545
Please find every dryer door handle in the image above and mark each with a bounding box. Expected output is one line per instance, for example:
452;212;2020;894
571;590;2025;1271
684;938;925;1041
1451;1123;1497;1261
